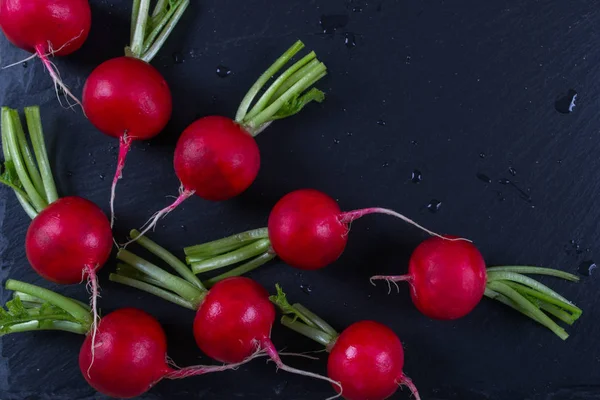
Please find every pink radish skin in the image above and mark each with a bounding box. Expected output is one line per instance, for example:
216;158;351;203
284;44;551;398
372;236;487;320
268;189;450;270
328;321;420;400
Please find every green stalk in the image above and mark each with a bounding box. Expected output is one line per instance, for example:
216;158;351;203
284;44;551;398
4;320;88;335
191;239;271;274
142;0;189;63
109;274;197;310
536;302;578;325
129;0;151;57
484;288;544;325
117;249;205;307
130;0;142;44
293;303;338;337
24;107;58;204
13;292;90;311
486;271;572;304
280;316;334;347
503;281;582;316
129;229;205;290
151;0;168;18
184;228;269;258
12;111;44;198
5;280;92;327
487;266;579;282
204;252;276;288
235;41;305;122
116;262;170;290
486;280;568;340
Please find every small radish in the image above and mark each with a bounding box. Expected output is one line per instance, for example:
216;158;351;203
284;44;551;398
0;106;112;353
271;285;420;400
371;236;583;339
133;40;328;240
0;0;91;106
82;0;189;227
110;231;342;394
0;280;253;398
183;188;449;277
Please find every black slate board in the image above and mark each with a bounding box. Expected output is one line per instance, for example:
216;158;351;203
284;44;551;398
1;0;599;399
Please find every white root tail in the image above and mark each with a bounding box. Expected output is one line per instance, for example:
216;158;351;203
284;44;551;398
110;134;133;228
85;266;101;378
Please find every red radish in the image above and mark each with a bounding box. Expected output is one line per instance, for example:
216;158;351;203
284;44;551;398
371;236;583;339
271;286;420;400
183;188;450;276
132;40;328;241
110;233;342;393
0;0;91;106
0;281;252;399
82;0;188;227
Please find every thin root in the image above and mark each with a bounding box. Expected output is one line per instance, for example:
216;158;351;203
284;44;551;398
370;275;408;294
110;134;133;228
85;266;101;378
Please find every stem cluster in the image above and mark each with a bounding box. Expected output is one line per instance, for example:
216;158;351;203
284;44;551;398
235;41;328;134
485;266;582;340
183;228;275;287
0;107;58;218
128;0;190;63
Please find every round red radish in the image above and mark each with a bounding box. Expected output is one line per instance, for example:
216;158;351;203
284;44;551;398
79;308;171;399
193;276;274;363
83;57;172;140
174;116;260;201
25;196;113;284
328;321;419;400
0;0;91;55
406;236;487;320
268;189;348;270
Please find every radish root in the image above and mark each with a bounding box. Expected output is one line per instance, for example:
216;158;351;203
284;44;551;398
261;338;343;399
396;374;421;400
165;347;267;379
85;265;101;378
370;275;412;294
340;207;471;242
110;134;133;228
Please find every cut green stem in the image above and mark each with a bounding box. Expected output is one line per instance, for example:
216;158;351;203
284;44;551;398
503;281;581;316
109;273;197;310
487;271;572;304
281;316;334;347
487;266;579;282
184;227;269;258
203;251;276;288
191;238;271;274
24;107;58;204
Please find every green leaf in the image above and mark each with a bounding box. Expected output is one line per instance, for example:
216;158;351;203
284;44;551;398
270;88;325;121
269;284;304;323
0;160;23;189
0;296;77;334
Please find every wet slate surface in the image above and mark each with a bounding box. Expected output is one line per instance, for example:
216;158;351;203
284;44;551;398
1;0;600;399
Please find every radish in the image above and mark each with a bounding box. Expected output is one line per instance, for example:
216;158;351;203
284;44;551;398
0;0;91;106
183;188;450;276
82;0;189;227
0;280;254;398
270;285;420;400
0;106;112;352
133;41;329;240
110;230;342;394
371;236;583;339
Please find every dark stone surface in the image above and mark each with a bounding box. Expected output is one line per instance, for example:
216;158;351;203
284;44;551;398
1;0;599;398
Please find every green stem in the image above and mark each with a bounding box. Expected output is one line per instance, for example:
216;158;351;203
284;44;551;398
280;316;334;347
235;41;305;122
484;288;544;325
2;109;47;212
503;281;581;316
486;280;568;340
151;0;168;18
536;301;578;325
5;280;91;327
487;271;572;304
129;229;205;290
117;249;205;307
487;266;579;282
130;0;142;44
24;106;58;204
184;228;269;258
293;303;338;337
243;52;317;121
13;292;90;311
4;320;88;335
116;263;171;290
243;61;327;131
129;0;151;57
11;111;44;200
109;273;197;310
142;0;189;63
191;239;271;274
204;251;276;288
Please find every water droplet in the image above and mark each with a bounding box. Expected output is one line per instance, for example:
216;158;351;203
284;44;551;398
578;260;596;276
189;48;198;58
427;199;442;213
352;6;363;12
333;138;340;144
498;178;532;202
91;159;96;165
557;159;563;164
319;14;349;34
496;191;505;202
477;173;492;183
22;61;27;68
411;169;422;183
66;171;73;177
508;166;517;176
273;380;288;395
499;178;511;185
411;140;418;145
99;174;105;180
172;52;184;64
344;32;356;48
376;119;386;126
216;65;231;78
479;152;486;159
300;284;312;294
181;225;187;231
405;55;411;65
382;162;389;167
555;89;577;114
346;131;353;136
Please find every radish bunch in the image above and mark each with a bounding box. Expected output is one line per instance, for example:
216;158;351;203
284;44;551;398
271;285;421;400
183;188;444;278
0;107;112;337
83;0;189;227
132;41;329;240
0;280;253;398
371;236;582;339
0;0;91;106
110;230;341;391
